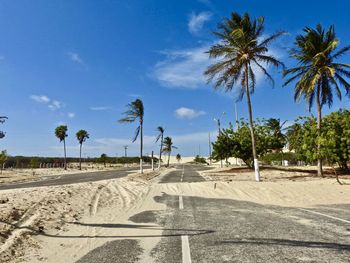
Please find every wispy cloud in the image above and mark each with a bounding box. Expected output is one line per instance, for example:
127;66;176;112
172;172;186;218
30;95;64;111
30;95;50;103
175;107;206;119
67;112;75;118
90;106;111;111
153;45;211;89
48;100;63;111
188;11;212;34
67;52;84;65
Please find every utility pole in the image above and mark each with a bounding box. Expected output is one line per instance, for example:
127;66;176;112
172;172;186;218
208;133;212;165
214;112;225;168
235;103;239;131
123;145;128;157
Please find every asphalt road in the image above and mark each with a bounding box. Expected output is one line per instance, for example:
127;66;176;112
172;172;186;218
71;165;350;262
0;167;140;190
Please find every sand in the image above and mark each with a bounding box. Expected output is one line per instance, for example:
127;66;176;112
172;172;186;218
0;166;349;262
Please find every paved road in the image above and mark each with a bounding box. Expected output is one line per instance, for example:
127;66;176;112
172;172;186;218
0;167;140;190
76;164;350;262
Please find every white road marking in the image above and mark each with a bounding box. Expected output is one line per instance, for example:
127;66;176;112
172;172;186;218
179;193;192;263
179;195;184;210
298;208;350;224
181;235;192;263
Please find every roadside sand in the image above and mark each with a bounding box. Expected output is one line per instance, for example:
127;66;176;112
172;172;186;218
0;164;128;185
0;166;349;262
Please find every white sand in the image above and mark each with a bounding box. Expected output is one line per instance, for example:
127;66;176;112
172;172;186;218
0;166;349;262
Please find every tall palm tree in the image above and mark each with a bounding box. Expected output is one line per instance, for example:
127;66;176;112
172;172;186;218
155;126;165;169
284;24;350;177
162;136;176;167
76;129;89;170
205;12;285;182
119;99;144;173
55;125;68;170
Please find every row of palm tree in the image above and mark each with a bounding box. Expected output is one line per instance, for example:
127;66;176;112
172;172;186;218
54;125;89;170
205;12;350;181
119;99;176;173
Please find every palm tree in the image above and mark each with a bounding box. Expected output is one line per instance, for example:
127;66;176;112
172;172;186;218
0;116;8;139
76;129;89;170
119;99;144;173
284;24;350;177
55;125;68;170
155;126;165;169
176;153;182;163
205;12;285;182
162;137;176;167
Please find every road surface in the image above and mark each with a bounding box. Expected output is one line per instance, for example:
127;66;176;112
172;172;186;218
0;167;140;190
75;164;350;262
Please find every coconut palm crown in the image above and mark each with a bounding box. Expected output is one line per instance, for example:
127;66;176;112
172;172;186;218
204;12;285;181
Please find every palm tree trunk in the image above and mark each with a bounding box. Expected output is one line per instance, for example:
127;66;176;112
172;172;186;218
140;121;143;174
316;85;323;177
245;63;260;182
79;143;82;170
63;139;67;170
167;151;170;167
158;135;163;170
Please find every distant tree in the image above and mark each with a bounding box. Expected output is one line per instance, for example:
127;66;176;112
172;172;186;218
55;125;68;170
265;118;287;152
119;99;144;174
162;137;176;167
176;153;181;163
156;126;165;169
284;24;350;176
205;12;285;181
194;155;207;164
212;119;286;168
0;150;7;174
76;130;89;170
99;153;108;168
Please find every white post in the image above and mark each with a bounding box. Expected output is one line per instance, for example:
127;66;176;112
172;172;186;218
254;159;260;182
151;151;154;171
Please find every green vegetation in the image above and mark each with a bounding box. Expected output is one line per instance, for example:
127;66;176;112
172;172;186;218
54;125;68;170
99;153;108;167
212;118;288;167
205;12;284;181
284;25;350;176
76;129;89;170
119;99;145;174
287;109;350;172
193;155;207;164
0;150;7;174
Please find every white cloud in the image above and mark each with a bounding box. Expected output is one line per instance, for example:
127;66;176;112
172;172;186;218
48;100;62;111
68;112;75;118
67;52;84;65
188;11;212;34
30;95;50;104
175;107;206;119
90;106;110;111
153;45;211;89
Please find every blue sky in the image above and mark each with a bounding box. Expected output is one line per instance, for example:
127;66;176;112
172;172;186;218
0;0;349;157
